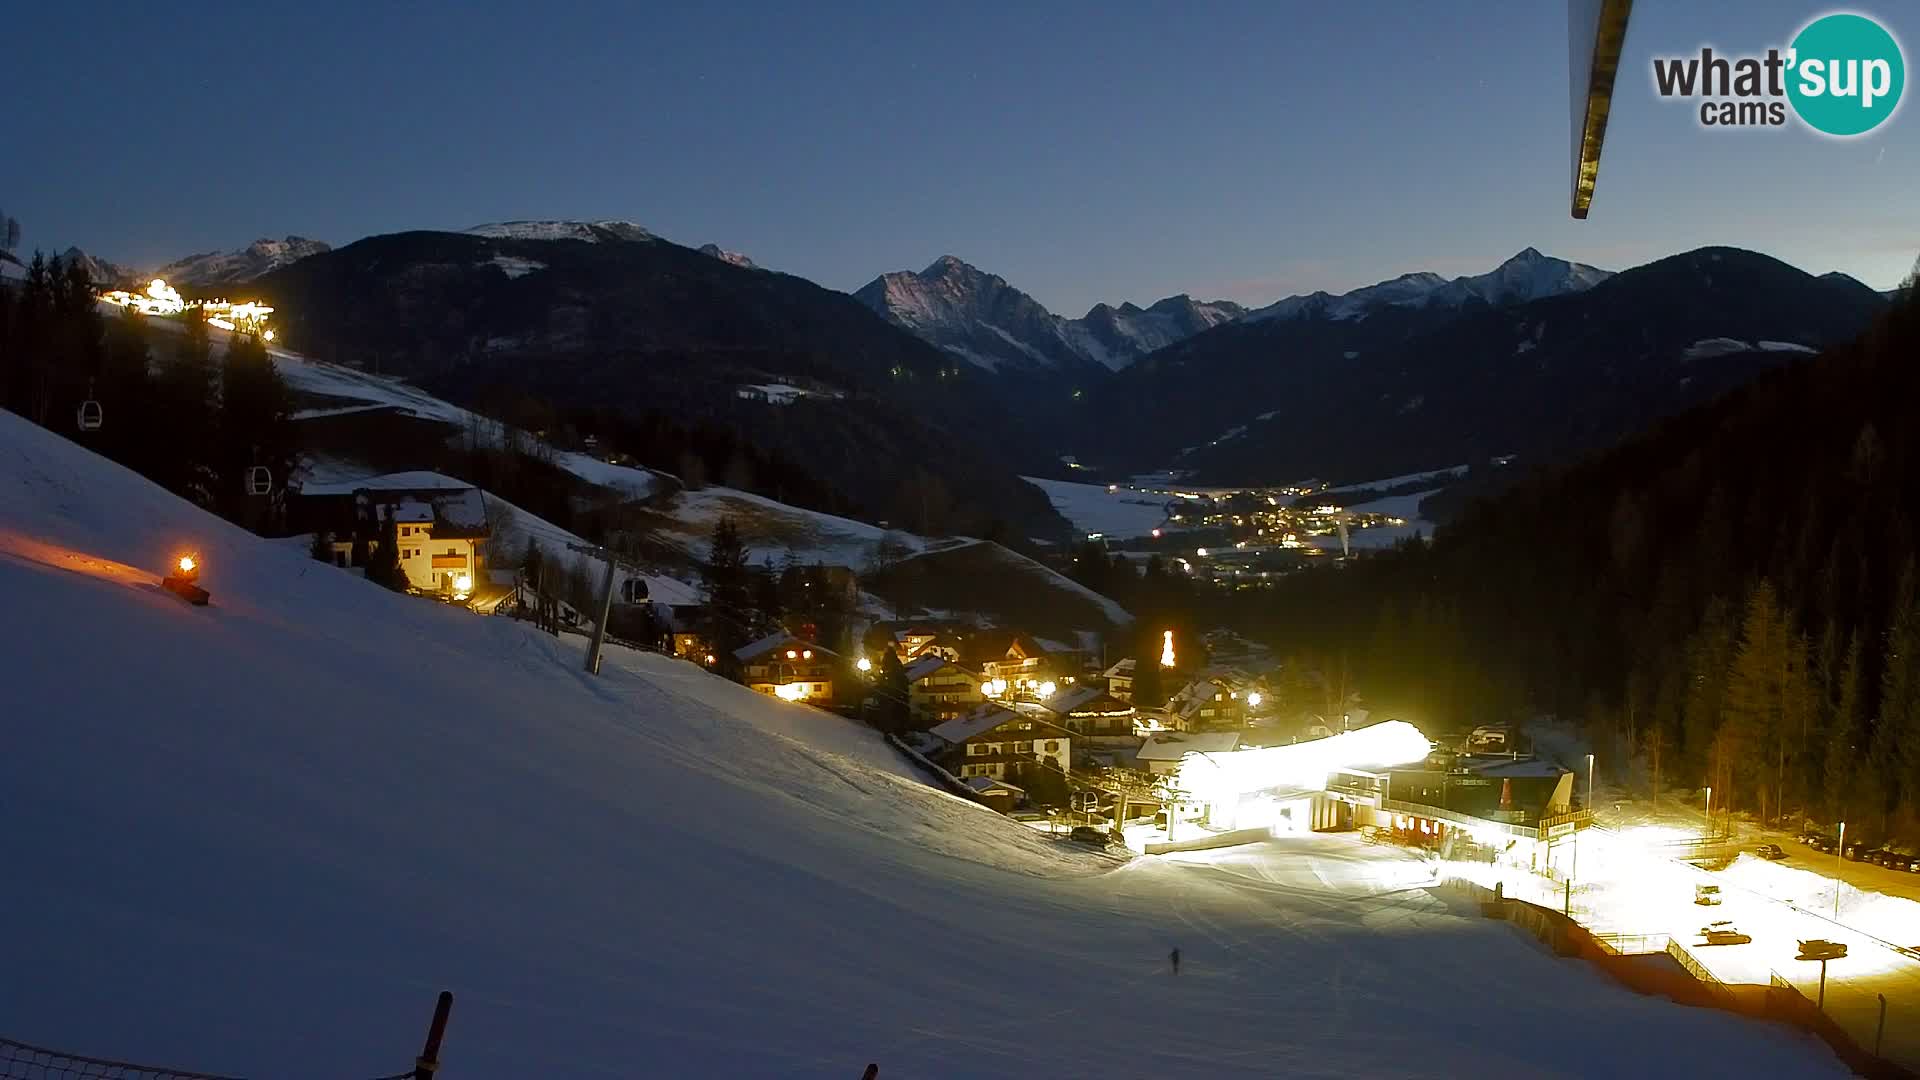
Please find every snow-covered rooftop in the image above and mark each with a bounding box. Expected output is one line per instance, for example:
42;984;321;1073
1138;732;1243;761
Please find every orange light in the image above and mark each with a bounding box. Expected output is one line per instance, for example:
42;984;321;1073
786;649;798;659
178;555;196;574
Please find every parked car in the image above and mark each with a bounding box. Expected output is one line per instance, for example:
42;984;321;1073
1845;842;1872;861
1754;843;1787;860
1700;922;1753;946
1883;852;1914;872
1811;835;1838;853
1068;826;1112;846
1798;830;1825;845
1695;883;1723;906
1798;939;1848;961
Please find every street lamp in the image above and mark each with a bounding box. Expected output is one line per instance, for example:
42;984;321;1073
1704;786;1712;838
1587;753;1596;812
1835;820;1847;919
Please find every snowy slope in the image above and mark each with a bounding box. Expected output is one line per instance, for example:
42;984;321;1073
122;311;670;504
1022;476;1179;540
0;412;1848;1078
299;469;700;606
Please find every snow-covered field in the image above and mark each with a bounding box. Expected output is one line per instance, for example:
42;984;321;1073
1021;476;1179;540
0;411;1850;1078
642;485;961;567
1306;488;1439;551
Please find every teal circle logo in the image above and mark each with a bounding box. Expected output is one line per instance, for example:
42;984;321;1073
1787;13;1905;136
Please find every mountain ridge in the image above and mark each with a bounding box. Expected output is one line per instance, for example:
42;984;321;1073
855;255;1242;373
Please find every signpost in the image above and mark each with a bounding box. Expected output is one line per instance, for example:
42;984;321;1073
1796;939;1848;1009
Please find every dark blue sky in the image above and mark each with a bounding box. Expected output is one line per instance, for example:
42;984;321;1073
12;2;1914;312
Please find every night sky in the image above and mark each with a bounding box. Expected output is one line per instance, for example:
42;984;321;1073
11;1;1915;312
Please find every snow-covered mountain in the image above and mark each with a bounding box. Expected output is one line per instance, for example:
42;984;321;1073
1247;249;1611;323
465;220;656;243
153;236;331;287
698;242;757;269
59;246;134;286
1064;295;1245;371
855;255;1242;373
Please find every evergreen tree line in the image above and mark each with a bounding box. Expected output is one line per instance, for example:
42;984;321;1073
698;516;857;683
0;253;295;526
1251;276;1920;836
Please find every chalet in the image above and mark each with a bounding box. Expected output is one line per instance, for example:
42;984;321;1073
1101;658;1135;701
980;634;1083;699
1027;685;1137;747
736;632;836;707
296;473;492;596
903;655;985;726
931;706;1072;783
887;625;963;664
1167;677;1245;731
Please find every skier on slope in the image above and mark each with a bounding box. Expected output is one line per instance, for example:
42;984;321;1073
1170;947;1181;975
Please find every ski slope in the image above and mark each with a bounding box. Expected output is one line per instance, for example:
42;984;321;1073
0;412;1846;1078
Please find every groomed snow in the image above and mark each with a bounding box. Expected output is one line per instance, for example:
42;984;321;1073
0;411;1848;1078
1021;476;1175;540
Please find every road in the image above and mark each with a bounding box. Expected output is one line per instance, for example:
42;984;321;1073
1599;791;1920;905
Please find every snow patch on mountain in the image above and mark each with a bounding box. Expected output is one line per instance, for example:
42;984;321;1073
489;255;545;279
465;220;657;243
698;243;758;269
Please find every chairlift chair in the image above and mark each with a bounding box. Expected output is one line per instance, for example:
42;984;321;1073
245;465;273;496
76;398;103;431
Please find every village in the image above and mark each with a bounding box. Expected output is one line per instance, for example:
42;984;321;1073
273;461;1594;876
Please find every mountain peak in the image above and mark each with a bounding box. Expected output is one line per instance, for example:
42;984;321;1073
856;259;1242;373
698;243;758;270
923;254;978;277
152;235;331;287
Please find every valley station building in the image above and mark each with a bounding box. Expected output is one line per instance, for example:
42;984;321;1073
1170;722;1589;874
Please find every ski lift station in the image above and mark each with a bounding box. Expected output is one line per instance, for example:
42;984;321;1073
1166;720;1589;870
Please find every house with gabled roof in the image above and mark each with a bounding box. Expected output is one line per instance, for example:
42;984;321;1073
1027;685;1138;747
931;705;1072;783
735;632;837;707
903;655;985;726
